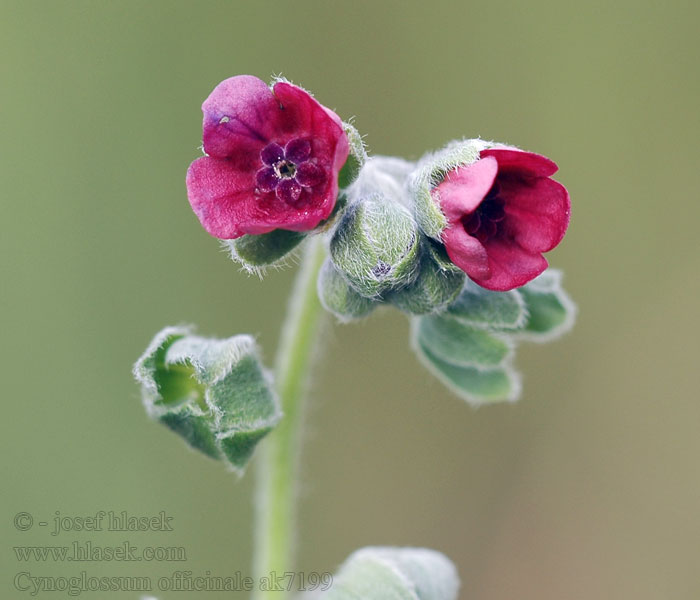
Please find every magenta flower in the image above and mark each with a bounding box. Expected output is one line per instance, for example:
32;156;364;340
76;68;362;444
433;148;570;291
186;76;350;239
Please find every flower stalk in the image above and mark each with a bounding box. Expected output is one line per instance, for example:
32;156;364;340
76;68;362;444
252;235;327;600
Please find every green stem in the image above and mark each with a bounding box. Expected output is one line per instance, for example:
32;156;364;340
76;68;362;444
252;236;326;599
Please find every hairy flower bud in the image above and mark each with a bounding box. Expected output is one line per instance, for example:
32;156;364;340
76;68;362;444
387;241;465;315
317;258;377;322
329;157;421;298
330;195;420;297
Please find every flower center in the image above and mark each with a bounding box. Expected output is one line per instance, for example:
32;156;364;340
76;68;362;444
462;183;506;242
255;138;327;207
274;159;297;179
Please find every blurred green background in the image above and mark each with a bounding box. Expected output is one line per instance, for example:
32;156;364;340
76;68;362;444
2;1;699;598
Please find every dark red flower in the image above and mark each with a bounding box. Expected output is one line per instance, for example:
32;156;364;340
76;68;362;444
186;76;349;239
433;148;570;291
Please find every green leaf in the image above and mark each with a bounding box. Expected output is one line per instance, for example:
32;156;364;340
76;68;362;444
133;326;281;474
225;229;306;271
518;269;576;340
414;315;511;368
447;279;527;330
159;408;220;459
317;258;377;322
414;338;520;405
319;547;459;600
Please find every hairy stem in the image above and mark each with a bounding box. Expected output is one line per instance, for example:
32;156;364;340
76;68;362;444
252;236;326;599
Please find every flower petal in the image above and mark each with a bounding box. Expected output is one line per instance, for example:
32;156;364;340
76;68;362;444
500;176;571;252
285;138;312;163
273;81;348;168
472;238;548;291
432;156;498;222
260;142;285;166
271;81;349;217
202;75;281;159
255;167;279;193
276;178;302;205
442;225;491;280
481;148;558;177
464;212;481;235
188;157;335;238
295;162;325;187
186;156;258;239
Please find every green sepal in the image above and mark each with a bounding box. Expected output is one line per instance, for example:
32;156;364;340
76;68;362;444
409;139;487;239
424;238;464;275
330;195;421;298
133;326;281;475
447;279;527;330
414;339;520;406
159;406;220;459
413;315;512;368
317;258;377;322
517;269;576;340
337;121;367;189
319;547;459;600
218;428;271;472
388;242;465;315
224;229;306;271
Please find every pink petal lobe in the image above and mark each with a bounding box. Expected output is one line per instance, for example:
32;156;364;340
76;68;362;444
501;177;571;252
202;75;280;159
442;225;491;280
285;138;312;163
271;82;317;137
186;156;258;239
276;179;302;204
432;156;498;222
273;82;348;213
187;157;333;237
472;238;548;291
296;162;324;187
481;148;558;177
261;142;285;166
255;167;278;192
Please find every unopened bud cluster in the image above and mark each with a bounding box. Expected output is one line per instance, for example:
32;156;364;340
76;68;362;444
321;153;469;320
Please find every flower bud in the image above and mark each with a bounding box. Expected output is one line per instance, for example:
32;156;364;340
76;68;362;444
133;326;281;474
387;241;465;315
330;157;421;298
317;258;377;322
330;194;420;298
